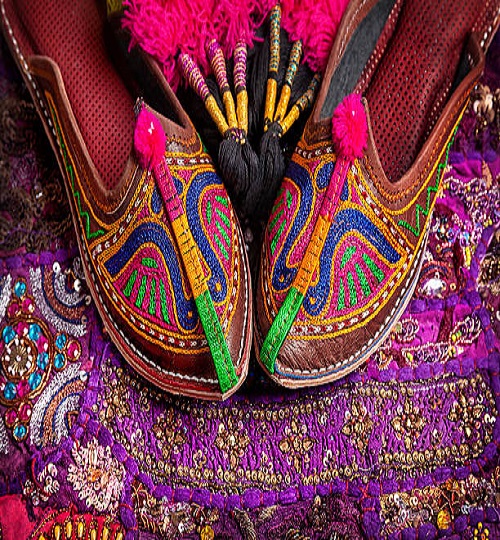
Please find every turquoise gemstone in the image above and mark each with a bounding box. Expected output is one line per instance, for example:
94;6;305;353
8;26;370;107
55;333;67;350
54;353;66;370
14;281;26;298
28;323;41;341
2;326;15;344
13;424;27;440
28;372;42;390
37;352;48;370
4;382;16;400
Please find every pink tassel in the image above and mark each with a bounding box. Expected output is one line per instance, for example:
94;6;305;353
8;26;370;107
133;107;166;169
331;93;367;161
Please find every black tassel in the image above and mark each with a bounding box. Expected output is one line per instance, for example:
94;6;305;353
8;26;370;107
218;128;259;209
257;122;284;215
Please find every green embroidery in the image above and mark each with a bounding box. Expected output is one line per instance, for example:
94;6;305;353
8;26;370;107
286;189;293;209
347;272;357;306
337;279;346;311
341;246;356;269
141;257;158;269
215;208;231;229
159;280;170;323
215;195;228;207
123;270;138;298
206;200;212;224
363;254;384;283
356;263;371;297
135;275;147;308
397;129;455;237
49;103;104;240
149;278;157;316
261;286;303;373
195;290;238;393
269;209;284;233
215;221;230;247
215;235;229;260
270;221;286;255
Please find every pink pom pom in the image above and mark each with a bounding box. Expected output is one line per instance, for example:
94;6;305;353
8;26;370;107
134;107;166;169
331;93;367;161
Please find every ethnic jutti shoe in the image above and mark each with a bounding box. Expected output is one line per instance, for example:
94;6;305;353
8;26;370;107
0;0;252;399
255;0;500;388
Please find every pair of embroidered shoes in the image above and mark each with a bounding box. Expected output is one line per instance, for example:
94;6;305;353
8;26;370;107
2;0;498;398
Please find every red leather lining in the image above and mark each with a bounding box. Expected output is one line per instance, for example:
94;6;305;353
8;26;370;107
16;0;135;190
365;0;486;183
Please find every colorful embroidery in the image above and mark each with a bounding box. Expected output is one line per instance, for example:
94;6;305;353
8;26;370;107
67;438;125;514
0;266;88;446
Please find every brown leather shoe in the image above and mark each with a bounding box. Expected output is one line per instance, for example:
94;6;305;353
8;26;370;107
0;0;252;399
255;0;499;388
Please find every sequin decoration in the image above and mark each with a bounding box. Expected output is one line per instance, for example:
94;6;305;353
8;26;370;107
0;272;86;443
0;275;12;321
30;258;89;338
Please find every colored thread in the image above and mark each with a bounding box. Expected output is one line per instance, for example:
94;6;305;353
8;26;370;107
347;272;357;306
215;207;231;229
141;257;158;269
215;221;231;248
261;286;303;373
153;158;237;392
149;278;157;316
135;275;147;308
216;195;228;207
159;280;170;323
337;280;346;311
270;221;285;255
48;100;104;240
215;235;229;260
397;126;457;236
195;290;238;393
274;40;303;122
206;200;212;224
362;253;384;283
356;263;371;297
341;246;356;269
264;4;281;129
179;54;229;135
279;73;321;135
234;41;248;132
207;40;238;129
124;270;137;298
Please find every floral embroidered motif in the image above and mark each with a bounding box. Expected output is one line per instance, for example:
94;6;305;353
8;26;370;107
23;462;59;506
67;439;125;513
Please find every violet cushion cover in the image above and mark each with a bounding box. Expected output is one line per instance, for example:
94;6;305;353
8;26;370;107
0;27;500;540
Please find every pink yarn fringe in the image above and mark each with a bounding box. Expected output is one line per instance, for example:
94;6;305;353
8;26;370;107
281;0;350;73
123;0;349;90
331;93;367;161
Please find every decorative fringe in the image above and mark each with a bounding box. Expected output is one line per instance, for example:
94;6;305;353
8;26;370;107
280;0;350;74
257;6;320;218
123;0;274;90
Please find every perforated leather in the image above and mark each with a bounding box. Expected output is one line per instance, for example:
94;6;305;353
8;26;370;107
365;0;487;183
16;0;135;190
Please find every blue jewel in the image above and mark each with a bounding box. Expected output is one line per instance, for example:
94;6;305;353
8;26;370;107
14;281;26;298
4;382;16;400
28;372;42;390
55;334;67;350
37;352;49;370
28;323;42;341
13;424;27;440
2;326;15;344
54;353;66;370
